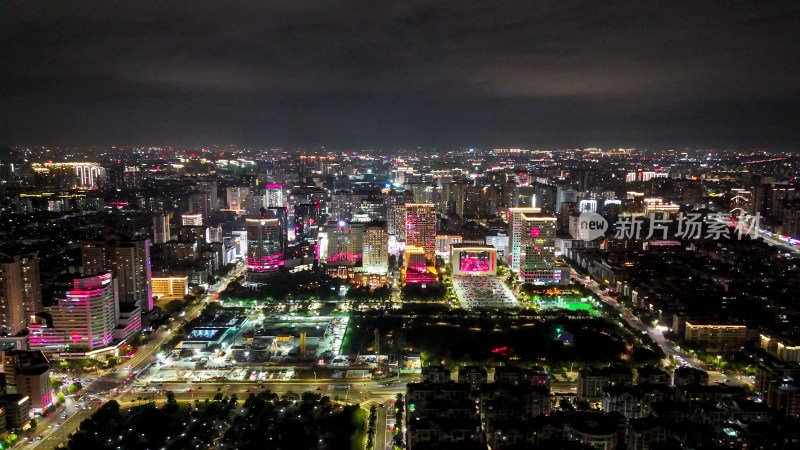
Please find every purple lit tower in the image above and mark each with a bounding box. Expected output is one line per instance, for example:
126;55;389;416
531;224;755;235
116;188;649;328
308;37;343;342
245;216;285;280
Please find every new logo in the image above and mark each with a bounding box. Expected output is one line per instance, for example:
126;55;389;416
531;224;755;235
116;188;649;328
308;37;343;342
577;211;608;241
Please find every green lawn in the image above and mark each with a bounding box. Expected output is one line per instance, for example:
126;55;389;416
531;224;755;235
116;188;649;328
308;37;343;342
341;319;364;355
352;407;368;450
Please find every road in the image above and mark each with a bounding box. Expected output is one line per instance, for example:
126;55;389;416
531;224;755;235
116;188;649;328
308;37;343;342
26;263;247;449
569;268;753;389
27;380;404;448
375;404;388;450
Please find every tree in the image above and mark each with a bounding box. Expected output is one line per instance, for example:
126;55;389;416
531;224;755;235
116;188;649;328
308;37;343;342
50;377;63;390
166;390;176;405
3;433;18;449
164;299;185;316
57;392;66;405
68;382;83;394
30;418;38;429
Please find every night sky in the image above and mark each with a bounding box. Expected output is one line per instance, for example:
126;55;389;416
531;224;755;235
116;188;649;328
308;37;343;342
2;1;799;150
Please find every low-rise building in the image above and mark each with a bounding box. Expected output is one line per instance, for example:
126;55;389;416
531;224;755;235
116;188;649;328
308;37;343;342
682;320;746;351
578;366;633;398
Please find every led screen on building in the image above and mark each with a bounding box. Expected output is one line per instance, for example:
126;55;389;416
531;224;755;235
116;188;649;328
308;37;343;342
459;250;492;273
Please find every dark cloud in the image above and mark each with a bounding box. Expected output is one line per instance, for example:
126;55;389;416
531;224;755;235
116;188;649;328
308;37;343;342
1;0;799;149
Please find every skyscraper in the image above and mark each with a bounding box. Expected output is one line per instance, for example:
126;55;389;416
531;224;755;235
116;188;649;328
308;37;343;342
265;184;285;208
29;273;131;352
405;203;436;262
227;186;249;211
360;222;389;276
81;235;152;311
506;207;541;271
0;251;42;335
325;221;363;267
245;217;284;278
403;246;436;284
518;211;557;283
181;213;203;226
153;213;171;244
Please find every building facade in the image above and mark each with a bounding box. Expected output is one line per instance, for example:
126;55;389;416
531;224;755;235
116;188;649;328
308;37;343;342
405;203;436;262
0;251;42;335
81;235;152;312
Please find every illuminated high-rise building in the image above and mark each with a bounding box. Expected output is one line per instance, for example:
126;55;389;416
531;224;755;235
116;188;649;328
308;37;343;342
518;211;557;283
265;184;285;208
245;217;284;277
181;213;203;226
324;221;388;283
405;203;436;262
506;207;541;271
404;246;436;284
360;222;389;276
227;186;249;211
0;252;42;335
388;203;406;240
293;203;319;242
29;273;137;353
325;221;363;268
153;213;171;244
81;235;152;312
190;181;218;220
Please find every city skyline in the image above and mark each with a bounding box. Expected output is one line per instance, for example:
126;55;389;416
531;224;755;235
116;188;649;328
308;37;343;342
3;2;800;449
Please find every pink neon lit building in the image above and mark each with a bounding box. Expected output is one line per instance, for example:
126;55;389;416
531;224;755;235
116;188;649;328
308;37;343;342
405;203;436;262
29;273;119;352
451;244;497;276
404;246;436;284
245;218;284;273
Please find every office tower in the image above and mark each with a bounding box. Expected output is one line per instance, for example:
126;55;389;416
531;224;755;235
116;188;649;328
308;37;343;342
245;217;284;276
205;225;223;244
189;187;217;220
439;183;465;217
514;185;536;208
244;193;266;216
181;213;203;226
29;273;127;352
359;222;388;276
330;191;358;222
325;222;364;267
0;251;42;335
506;207;541;271
518;211;557;283
405;203;436;262
81;235;152;312
556;186;578;212
578;200;598;213
197;181;219;212
783;201;800;239
404;246;436;284
411;184;439;205
265;184;284;208
353;197;386;223
227;186;249;211
231;230;248;258
153;213;171;244
533;183;556;212
293;203;318;242
388;203;406;240
1;350;52;412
